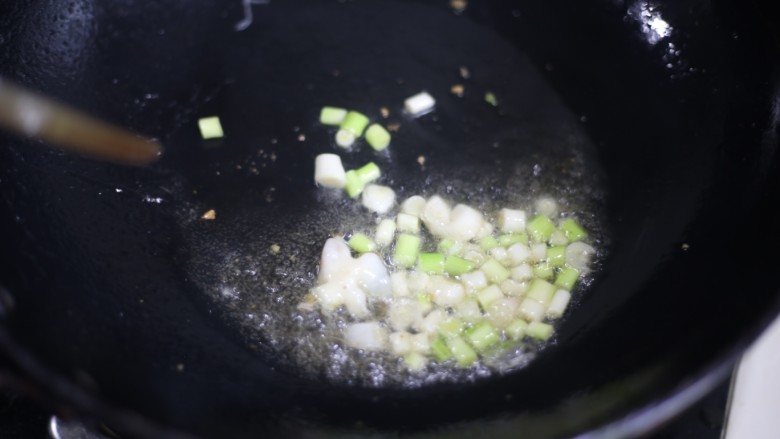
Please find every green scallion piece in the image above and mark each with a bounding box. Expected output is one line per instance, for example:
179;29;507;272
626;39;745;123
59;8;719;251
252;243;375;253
355;162;381;184
438;238;463;256
418;252;445;274
527;278;556;306
555;266;580;291
480;236;499;251
465;321;500;351
498;233;528;247
527;215;556;243
340;111;370;136
505;320;529;340
198;116;224;139
445;256;475;275
533;262;554;280
481;258;510;284
393;234;422;268
561;219;588;242
348;233;376;253
547;246;566;267
319;106;347;126
345;170;364;198
403;352;427;372
431;337;453;362
365;124;391;151
527;321;554;341
485;91;498;106
446;335;478;367
439;317;465;338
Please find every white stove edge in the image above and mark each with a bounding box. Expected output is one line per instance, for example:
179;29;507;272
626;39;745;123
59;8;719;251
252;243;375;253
723;313;780;439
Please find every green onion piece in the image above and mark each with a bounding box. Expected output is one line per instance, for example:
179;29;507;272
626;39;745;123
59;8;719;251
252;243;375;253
355;162;381;184
527;278;556;306
505;320;529;340
403;352;427;371
481;258;510;284
465;321;500;351
345;170;364;198
393;234;422;268
446;335;478;367
485;91;498;106
527;321;554;341
418;252;445;274
498;233;528;247
547;246;566;267
561;219;588;242
436;238;458;255
533;262;554;280
348;233;376;253
445;256;475;275
340;111;370;136
555;266;580;291
416;292;433;314
477;285;504;309
198;116;224;139
319;106;347;125
527;215;556;243
439;317;465;338
365;124;391;151
431;337;453;362
480;236;499;251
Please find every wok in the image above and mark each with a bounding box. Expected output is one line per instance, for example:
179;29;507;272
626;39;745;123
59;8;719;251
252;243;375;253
1;0;779;438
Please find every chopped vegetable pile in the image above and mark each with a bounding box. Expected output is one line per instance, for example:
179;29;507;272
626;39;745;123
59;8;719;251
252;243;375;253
302;181;595;370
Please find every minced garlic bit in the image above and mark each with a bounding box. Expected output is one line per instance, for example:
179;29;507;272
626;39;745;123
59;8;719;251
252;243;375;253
451;84;465;97
387;122;401;133
270;244;281;254
380;107;390;118
417;155;426;166
201;209;216;220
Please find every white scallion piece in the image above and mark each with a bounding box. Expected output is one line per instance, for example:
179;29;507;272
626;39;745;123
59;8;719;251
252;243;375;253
546;289;571;318
422;196;452;237
486;298;520;328
498;208;526;233
407;271;430;293
317;237;353;283
530;243;548;261
511;263;534;281
507;243;531;265
391;271;410;298
198;116;224;139
314;153;347;188
446;204;484;241
549;230;569;246
417;309;446;334
460;270;488;291
500;279;528;296
401;195;426;216
455;299;482;322
404;91;436;116
396;213;421;233
410;333;431;354
388;299;421;331
566;242;596;275
344;322;388;351
519;297;545;322
389;332;413;355
361;184;396;214
534;197;559;217
335;129;356;148
429;276;465;306
477;285;504;309
375;219;397;247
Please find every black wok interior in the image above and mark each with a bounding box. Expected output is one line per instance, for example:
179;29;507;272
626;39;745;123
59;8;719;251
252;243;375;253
1;1;779;438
